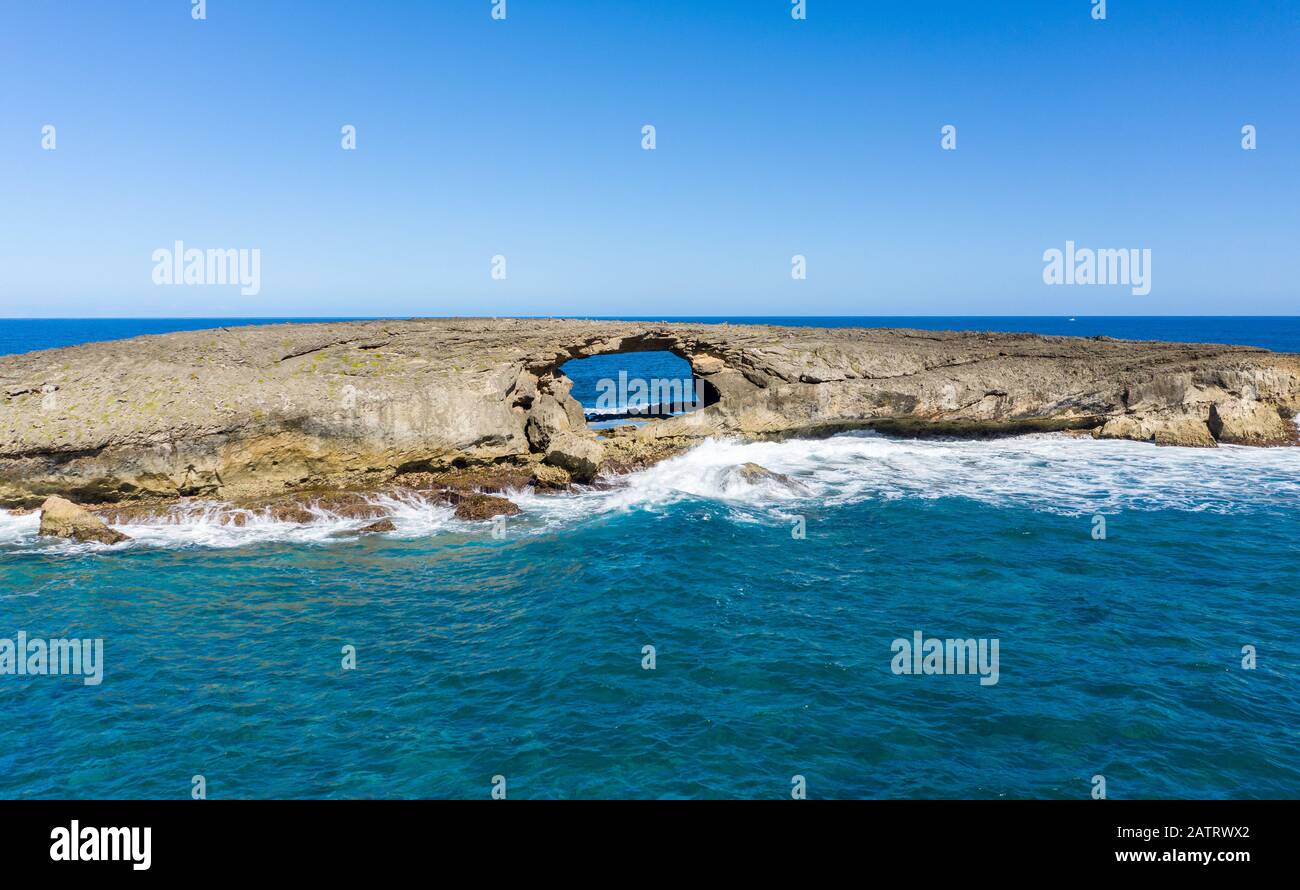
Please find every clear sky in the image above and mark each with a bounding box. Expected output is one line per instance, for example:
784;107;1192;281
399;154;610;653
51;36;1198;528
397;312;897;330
2;0;1296;317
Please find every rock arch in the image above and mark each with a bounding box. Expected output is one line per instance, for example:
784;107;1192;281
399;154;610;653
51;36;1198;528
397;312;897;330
2;317;1297;506
516;329;759;480
531;329;758;415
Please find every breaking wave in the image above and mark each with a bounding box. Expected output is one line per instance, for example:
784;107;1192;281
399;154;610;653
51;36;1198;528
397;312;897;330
3;430;1298;553
587;430;1300;516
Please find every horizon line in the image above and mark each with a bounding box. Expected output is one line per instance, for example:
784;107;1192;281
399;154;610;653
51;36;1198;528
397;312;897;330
5;314;1300;322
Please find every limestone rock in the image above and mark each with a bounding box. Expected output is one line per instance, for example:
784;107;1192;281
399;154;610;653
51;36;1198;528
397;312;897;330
530;463;571;489
1153;420;1219;448
731;462;808;492
2;319;1298;507
393;465;534;494
38;496;131;545
450;493;521;521
1094;415;1217;448
544;433;605;482
1208;401;1297;446
524;393;572;451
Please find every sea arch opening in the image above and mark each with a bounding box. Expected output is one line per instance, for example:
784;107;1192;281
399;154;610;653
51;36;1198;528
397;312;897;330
557;349;721;430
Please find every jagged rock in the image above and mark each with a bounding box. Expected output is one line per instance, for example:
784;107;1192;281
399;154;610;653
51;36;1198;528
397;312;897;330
2;319;1298;507
452;493;522;519
38;496;131;545
232;491;390;523
691;355;726;374
356;518;396;534
544;433;604;482
1155;421;1219;448
92;501;177;524
450;493;521;521
731;462;808;492
735;462;783;482
599;433;693;473
1208;401;1297;446
1094;414;1218;448
525;391;576;452
530;463;571;489
392;465;534;494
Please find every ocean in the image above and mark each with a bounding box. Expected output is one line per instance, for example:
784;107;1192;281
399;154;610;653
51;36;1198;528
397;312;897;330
5;316;1300;357
2;318;1298;799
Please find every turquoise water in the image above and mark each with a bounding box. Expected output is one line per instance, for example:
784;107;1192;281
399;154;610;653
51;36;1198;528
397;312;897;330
2;319;1299;798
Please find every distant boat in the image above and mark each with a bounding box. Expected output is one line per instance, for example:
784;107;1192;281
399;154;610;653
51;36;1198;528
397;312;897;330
1068;317;1076;322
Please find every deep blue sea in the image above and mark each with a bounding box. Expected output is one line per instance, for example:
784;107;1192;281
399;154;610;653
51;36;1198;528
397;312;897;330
4;315;1300;357
2;318;1298;799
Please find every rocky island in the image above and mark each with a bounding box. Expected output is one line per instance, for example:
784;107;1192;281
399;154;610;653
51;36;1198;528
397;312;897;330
2;318;1298;533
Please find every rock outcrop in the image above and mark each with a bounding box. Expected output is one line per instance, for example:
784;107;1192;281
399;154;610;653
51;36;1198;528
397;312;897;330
543;433;604;482
450;493;521;521
730;462;809;493
38;496;131;544
2;318;1298;508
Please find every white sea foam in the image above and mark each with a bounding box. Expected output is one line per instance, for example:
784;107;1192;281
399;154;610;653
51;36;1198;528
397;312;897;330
0;509;41;546
2;430;1297;552
572;431;1300;517
0;492;464;554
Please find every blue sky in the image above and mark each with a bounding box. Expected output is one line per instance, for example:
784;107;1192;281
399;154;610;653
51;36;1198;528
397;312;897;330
2;0;1296;317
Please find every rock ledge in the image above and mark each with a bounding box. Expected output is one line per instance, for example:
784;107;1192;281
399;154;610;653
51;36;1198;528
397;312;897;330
3;318;1296;508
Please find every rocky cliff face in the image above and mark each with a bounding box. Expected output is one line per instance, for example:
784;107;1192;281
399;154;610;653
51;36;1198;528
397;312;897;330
1;318;1297;507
